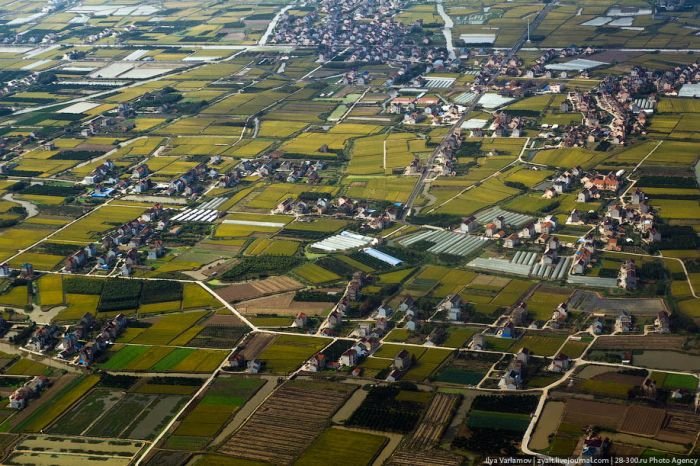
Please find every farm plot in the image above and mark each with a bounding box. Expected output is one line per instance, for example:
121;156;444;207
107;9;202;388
128;311;209;346
577;369;646;398
235;291;331;317
219;380;355;465
256;334;329;374
215;276;304;303
619;405;665;437
85;392;188;440
293;262;342;284
404;393;460;450
12;375;100;433
343;176;416;203
52;205;146;243
166;376;265;449
100;345;227;373
531;147;609;169
562;399;626;430
434;351;501;385
517;332;568;357
47;388;125;436
347;385;430;434
397;229;489;257
37;274;63;307
6;436;144;466
295;428;387;466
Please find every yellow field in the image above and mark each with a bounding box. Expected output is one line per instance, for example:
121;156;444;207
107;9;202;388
0;286;28;307
38;274;64;307
182;283;219;309
52;205;146;242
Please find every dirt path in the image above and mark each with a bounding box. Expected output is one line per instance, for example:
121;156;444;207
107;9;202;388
332;388;367;423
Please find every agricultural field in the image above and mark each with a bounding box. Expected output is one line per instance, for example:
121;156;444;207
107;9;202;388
256;334;329;374
0;0;698;464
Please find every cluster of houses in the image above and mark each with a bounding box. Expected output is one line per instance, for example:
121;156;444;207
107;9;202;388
498;348;529;390
553;60;700;147
0;72;39;99
9;376;49;410
272;195;400;230
64;204;168;275
76;313;128;366
482;111;524;138
270;0;454;70
27;314;127;366
600;188;661;250
27;324;60;352
525;46;596;78
56;313;95;359
432;130;463;177
82;160;116;186
388;94;465;126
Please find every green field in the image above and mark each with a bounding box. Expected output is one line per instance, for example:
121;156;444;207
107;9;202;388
257;335;328;374
296;428;386;466
467;410;530;432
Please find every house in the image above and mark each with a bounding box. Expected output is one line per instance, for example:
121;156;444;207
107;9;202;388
498;348;529;390
577;189;592;203
9;376;48;410
631;188;646;205
591;173;619;192
519;223;535;239
393;349;412;371
375;306;391;319
339;349;357;367
497;321;515;338
504;233;520;249
327;310;342;327
228;353;246;369
548;354;570;373
484;222;498;237
534;217;555;235
542;187;557;199
132;164;149;179
458;216;479;234
438;295;462;321
272;197;294;214
640;378;657;398
27;325;58;352
404;319;417;331
425;327;447;346
589;318;604;335
307;353;326;372
581;433;608;459
292;312;307;328
654;310;670;333
615;311;633;333
568;209;583;225
469;334;485;351
398;295;415;313
245;359;262;374
147;240;164;260
385;369;402;383
618;260;638;290
493;215;506;230
551;302;568;323
510;302;528;326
